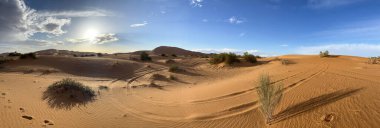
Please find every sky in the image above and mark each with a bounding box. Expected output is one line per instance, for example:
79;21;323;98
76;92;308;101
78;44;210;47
1;0;380;57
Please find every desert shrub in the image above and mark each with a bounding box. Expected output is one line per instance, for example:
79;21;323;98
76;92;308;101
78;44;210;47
281;59;290;65
98;85;109;90
165;59;175;64
8;52;22;57
20;53;37;59
368;57;378;64
97;53;103;57
140;52;152;61
256;74;283;124
209;53;240;65
45;78;96;101
243;52;257;63
168;65;182;72
319;50;329;57
150;73;167;80
161;54;167;57
171;54;177;57
168;75;176;80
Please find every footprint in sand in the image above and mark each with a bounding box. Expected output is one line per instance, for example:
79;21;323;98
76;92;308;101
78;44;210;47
43;120;54;125
19;107;25;112
21;115;33;120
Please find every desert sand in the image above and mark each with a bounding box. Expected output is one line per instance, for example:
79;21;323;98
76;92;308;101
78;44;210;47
1;51;380;127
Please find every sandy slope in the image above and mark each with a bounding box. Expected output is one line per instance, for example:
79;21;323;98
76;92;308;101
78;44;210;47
0;55;379;127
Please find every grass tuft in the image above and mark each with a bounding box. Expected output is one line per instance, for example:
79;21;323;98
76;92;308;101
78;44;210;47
256;74;283;124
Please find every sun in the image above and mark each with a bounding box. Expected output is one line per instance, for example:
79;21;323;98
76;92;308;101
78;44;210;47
82;28;99;40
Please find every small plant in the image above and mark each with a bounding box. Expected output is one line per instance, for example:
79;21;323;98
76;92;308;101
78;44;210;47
168;65;182;72
20;53;37;59
171;54;177;57
319;50;329;58
140;52;152;61
161;54;167;57
209;53;240;65
256;74;283;124
165;59;175;64
8;52;22;57
98;85;109;90
368;57;378;64
281;59;290;65
243;52;257;63
168;75;177;80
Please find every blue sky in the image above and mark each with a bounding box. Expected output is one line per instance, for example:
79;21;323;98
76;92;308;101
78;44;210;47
1;0;380;56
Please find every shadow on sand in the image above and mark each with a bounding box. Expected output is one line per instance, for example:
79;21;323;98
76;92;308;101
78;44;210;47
270;87;363;124
42;89;96;110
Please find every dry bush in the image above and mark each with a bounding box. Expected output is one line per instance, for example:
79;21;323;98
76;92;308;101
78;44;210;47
168;65;182;72
319;50;329;58
368;57;378;64
281;59;291;65
256;74;283;124
42;78;96;109
165;59;175;64
140;52;152;61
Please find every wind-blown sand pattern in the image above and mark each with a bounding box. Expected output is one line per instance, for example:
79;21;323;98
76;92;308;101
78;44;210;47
1;55;380;127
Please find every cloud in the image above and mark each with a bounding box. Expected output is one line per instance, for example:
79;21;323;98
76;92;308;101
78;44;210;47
307;0;364;9
130;21;148;28
228;16;244;24
37;9;112;17
297;43;380;57
190;0;203;7
0;0;112;43
66;33;119;44
313;19;380;40
95;33;119;44
27;39;64;46
280;44;288;47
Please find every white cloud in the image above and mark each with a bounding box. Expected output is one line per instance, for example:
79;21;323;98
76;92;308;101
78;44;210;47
130;21;148;28
280;44;288;47
228;16;244;24
66;33;119;44
95;33;119;44
308;0;364;9
37;9;113;17
0;0;113;43
190;0;203;7
297;43;380;57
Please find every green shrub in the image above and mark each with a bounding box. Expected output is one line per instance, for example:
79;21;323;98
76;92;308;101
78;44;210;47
319;50;329;58
20;53;37;59
140;52;152;61
210;53;240;65
256;74;283;124
243;52;257;63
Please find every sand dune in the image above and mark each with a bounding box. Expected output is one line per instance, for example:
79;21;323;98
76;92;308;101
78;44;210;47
0;54;380;127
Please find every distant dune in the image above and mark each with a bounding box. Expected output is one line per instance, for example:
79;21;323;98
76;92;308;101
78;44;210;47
152;46;205;56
